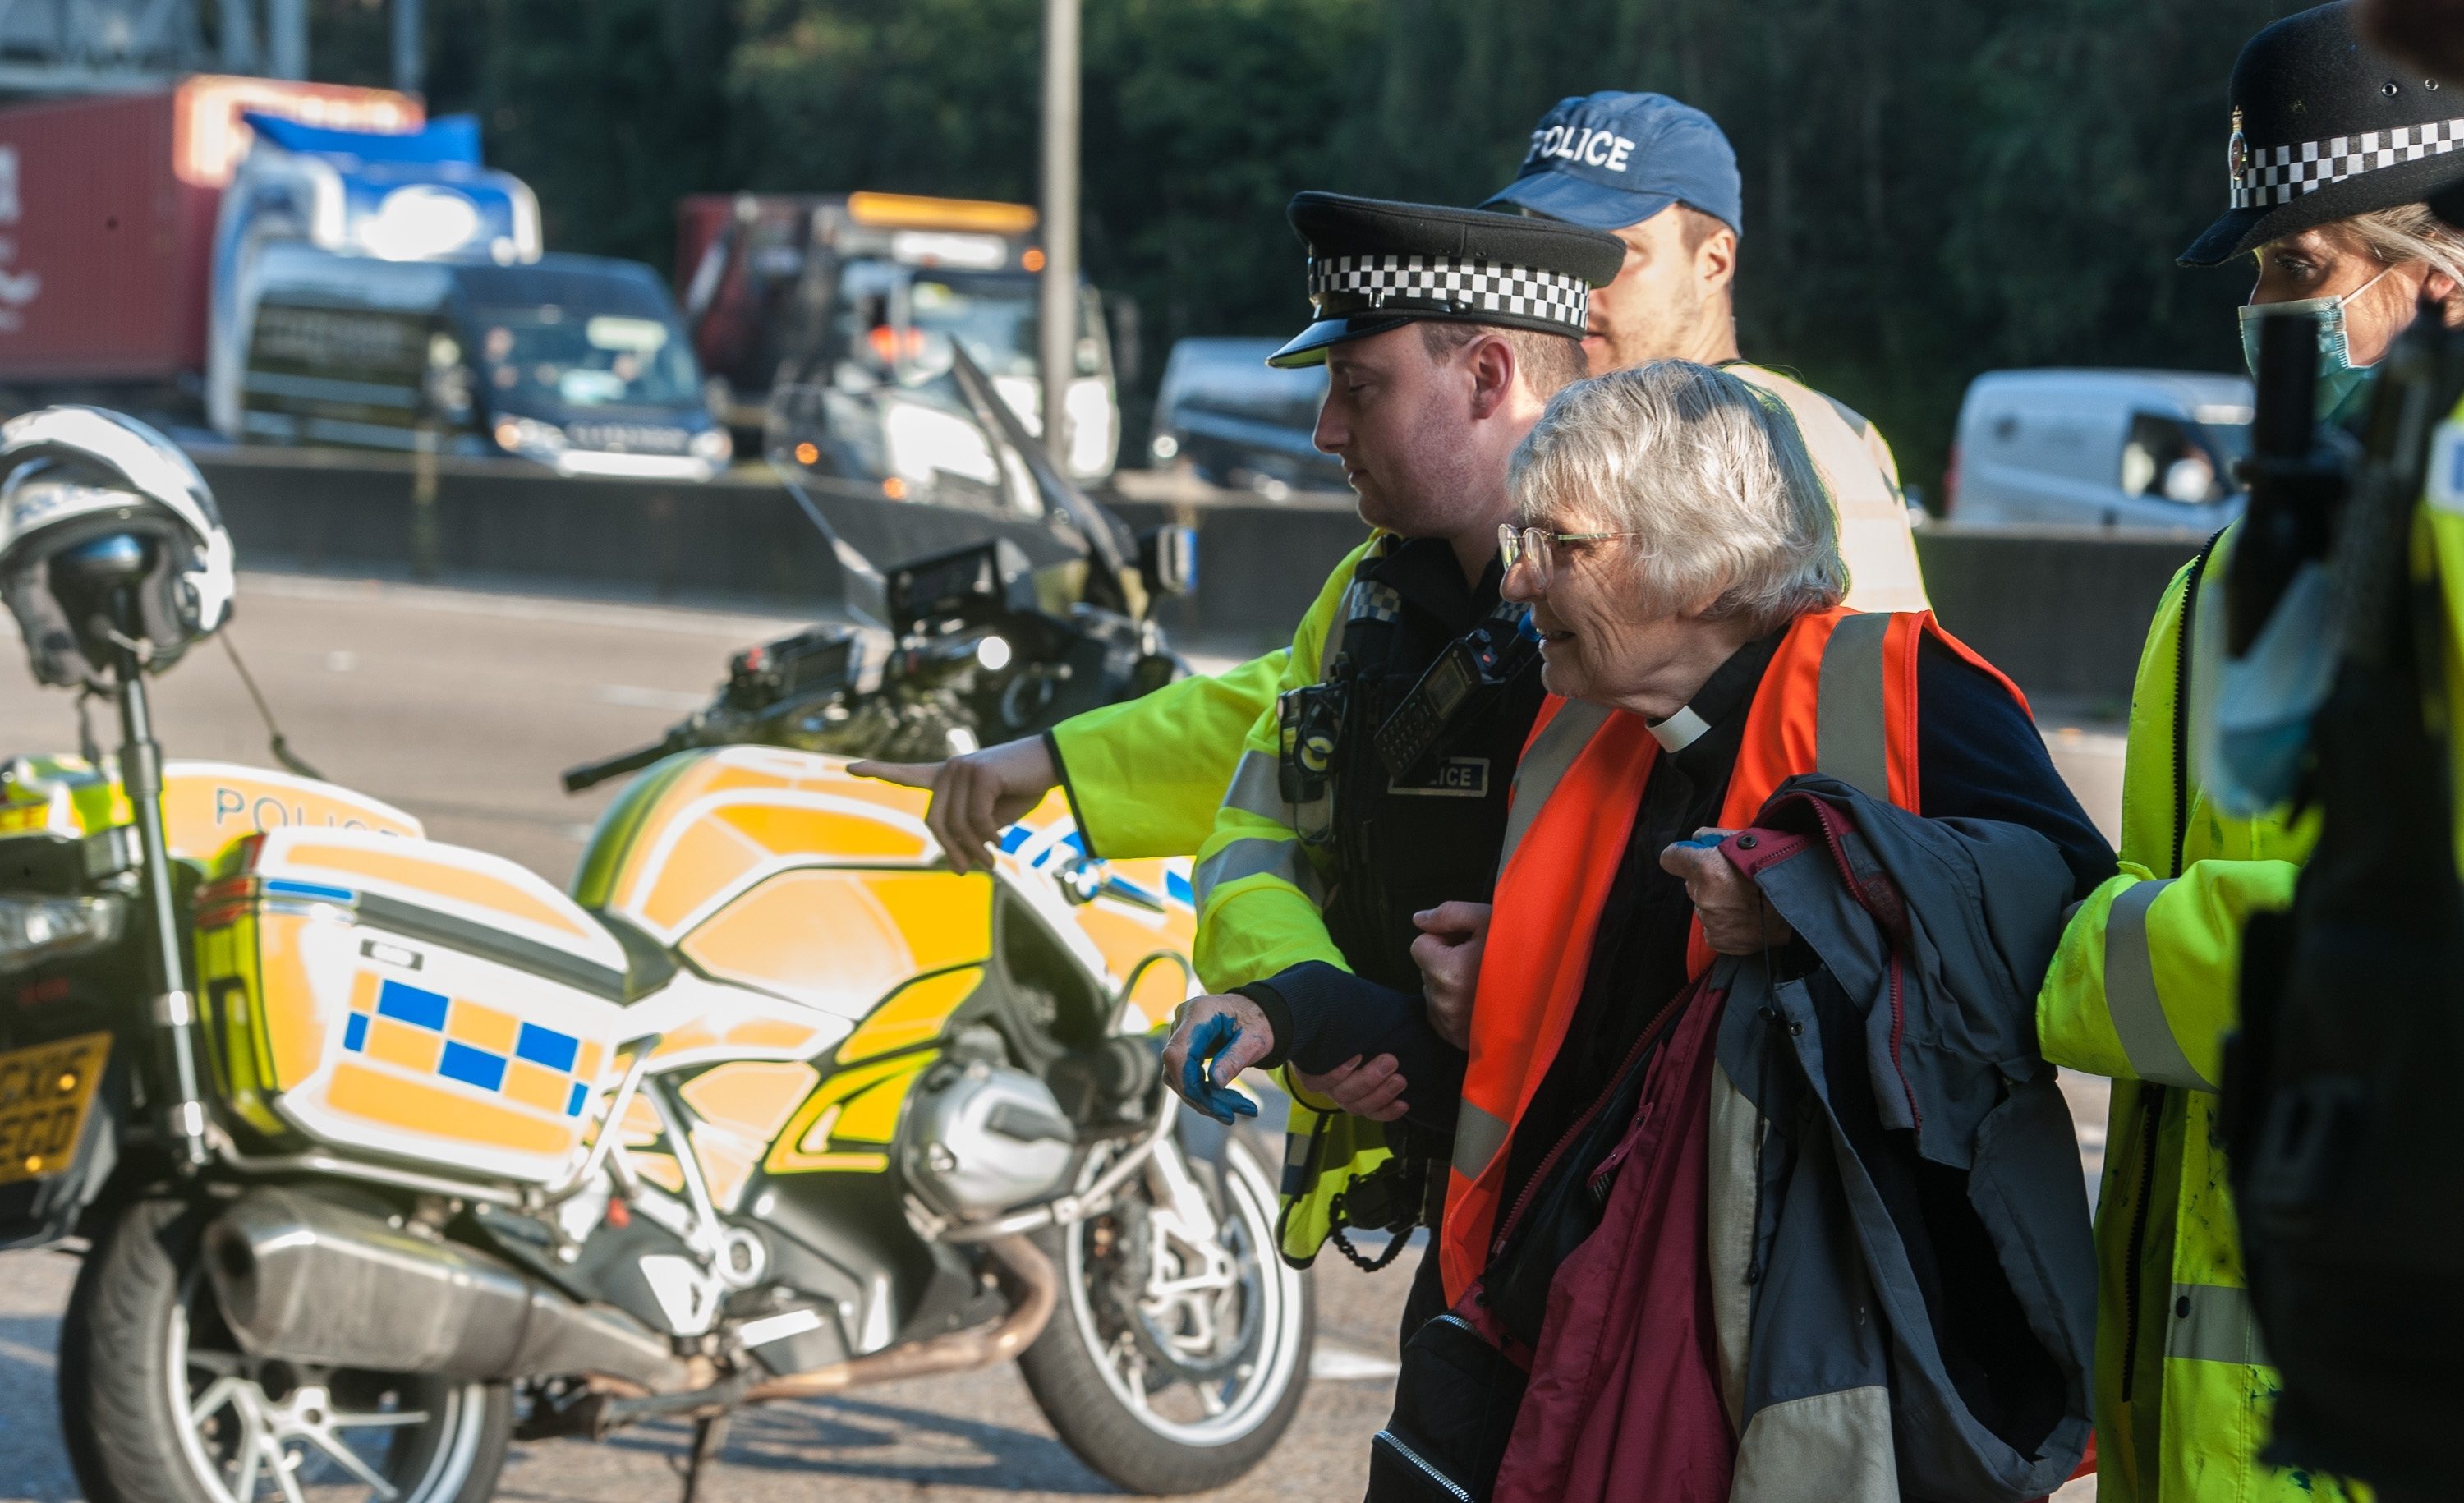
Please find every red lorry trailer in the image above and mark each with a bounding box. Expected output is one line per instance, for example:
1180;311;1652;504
0;76;416;408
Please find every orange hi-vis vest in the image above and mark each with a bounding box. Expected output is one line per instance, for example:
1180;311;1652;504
1437;607;2026;1303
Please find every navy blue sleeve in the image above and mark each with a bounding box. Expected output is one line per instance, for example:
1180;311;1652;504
1915;637;2119;900
1236;962;1464;1133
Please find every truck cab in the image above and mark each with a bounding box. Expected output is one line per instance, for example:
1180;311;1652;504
207;112;541;441
678;192;1122;484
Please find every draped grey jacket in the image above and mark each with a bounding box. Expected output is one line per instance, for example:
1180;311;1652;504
1708;774;2095;1502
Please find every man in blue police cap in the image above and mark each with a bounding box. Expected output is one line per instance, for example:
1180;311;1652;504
1481;91;1930;614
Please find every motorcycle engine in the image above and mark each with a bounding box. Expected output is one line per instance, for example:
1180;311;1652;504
897;1052;1077;1221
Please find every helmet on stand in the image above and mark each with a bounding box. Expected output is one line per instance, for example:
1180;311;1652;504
0;407;234;692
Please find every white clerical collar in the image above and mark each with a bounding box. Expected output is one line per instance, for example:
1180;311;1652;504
1648;704;1711;752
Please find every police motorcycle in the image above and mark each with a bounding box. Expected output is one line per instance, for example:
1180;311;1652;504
0;394;1310;1503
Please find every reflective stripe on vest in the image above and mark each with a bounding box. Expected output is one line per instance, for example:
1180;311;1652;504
1440;608;2019;1303
1223;748;1284;820
2167;1281;2269;1366
2104;878;2218;1092
1193;835;1326;911
1497;698;1612;877
1452;1101;1511;1182
1816;610;1892;799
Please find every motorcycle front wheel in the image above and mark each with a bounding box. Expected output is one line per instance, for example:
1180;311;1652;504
1018;1128;1312;1495
58;1197;513;1503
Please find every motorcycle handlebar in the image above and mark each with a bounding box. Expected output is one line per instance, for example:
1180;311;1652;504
562;741;674;793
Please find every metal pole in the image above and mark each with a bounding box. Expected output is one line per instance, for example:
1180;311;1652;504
268;0;307;80
114;659;209;1168
392;0;423;95
1036;0;1081;471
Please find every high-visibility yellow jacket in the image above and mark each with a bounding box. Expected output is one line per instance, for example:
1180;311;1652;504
1050;648;1291;860
2036;526;2352;1503
1180;540;1391;1261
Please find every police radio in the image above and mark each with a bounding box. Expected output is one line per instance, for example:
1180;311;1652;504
1374;615;1538;782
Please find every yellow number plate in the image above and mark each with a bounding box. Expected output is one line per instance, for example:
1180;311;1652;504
0;1032;111;1186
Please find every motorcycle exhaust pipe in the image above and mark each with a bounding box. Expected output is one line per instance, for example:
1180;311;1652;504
742;1232;1058;1401
205;1187;701;1395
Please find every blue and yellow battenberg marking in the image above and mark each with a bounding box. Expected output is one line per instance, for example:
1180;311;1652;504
344;977;598;1119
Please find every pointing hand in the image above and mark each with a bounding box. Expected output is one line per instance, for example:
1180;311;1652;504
850;735;1058;875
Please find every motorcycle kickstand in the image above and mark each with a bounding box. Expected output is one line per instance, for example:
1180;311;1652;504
679;1413;728;1503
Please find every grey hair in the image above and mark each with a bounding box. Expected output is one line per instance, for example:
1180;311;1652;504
2344;201;2464;290
1508;361;1848;633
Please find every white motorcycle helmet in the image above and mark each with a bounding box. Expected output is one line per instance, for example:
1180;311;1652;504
0;407;236;692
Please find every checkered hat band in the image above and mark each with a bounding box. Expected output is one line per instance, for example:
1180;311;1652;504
1307;255;1591;334
2235;116;2464;209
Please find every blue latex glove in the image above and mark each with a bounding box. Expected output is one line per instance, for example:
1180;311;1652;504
1671;833;1726;852
1179;1012;1262;1125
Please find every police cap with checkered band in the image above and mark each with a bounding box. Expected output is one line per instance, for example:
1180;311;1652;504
1266;191;1627;368
2181;0;2464;266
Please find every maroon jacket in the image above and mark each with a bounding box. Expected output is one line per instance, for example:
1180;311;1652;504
1488;973;1732;1503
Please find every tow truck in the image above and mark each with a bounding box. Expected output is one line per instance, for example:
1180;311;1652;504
678;191;1129;485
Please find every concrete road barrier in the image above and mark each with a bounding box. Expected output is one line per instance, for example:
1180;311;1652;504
189;448;2201;703
1914;524;2205;706
195;448;1085;616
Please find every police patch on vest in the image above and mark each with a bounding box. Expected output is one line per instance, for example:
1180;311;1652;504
1387;756;1491;797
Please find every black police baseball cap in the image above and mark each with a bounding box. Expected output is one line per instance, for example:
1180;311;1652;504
2181;0;2464;266
1481;92;1744;237
1267;191;1626;368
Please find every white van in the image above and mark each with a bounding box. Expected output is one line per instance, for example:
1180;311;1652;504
1946;369;2253;532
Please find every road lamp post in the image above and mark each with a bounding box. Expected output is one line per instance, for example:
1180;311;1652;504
1037;0;1081;471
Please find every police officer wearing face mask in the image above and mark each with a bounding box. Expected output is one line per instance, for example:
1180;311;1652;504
2034;6;2464;1501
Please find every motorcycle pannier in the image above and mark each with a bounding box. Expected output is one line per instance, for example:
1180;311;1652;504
195;827;637;1184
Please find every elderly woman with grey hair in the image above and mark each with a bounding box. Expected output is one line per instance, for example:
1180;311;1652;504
1164;360;2112;1496
1165;361;2109;1132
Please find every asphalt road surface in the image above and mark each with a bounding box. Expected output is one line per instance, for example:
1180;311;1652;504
0;572;2112;1501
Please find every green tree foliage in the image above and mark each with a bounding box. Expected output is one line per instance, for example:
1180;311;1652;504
326;0;2302;491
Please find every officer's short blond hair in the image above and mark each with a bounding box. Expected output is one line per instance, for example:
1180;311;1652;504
1418;321;1588;399
1510;360;1847;633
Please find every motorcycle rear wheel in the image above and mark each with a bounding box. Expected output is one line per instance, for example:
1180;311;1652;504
59;1196;513;1503
1018;1130;1312;1495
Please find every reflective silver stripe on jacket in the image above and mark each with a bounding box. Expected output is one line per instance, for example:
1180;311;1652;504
2105;879;2217;1091
2167;1282;2270;1365
1494;698;1612;878
1222;748;1285;820
1816;611;1892;800
1451;1101;1511;1181
1193;836;1326;912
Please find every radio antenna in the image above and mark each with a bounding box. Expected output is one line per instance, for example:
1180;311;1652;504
219;632;326;781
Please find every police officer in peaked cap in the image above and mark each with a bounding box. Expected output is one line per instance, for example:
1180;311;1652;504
2034;6;2464;1501
863;194;1619;1350
2174;3;2464;430
1145;193;1624;1345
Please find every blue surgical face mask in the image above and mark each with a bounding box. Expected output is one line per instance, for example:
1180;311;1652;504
2238;265;2395;427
